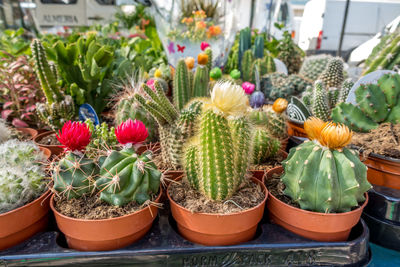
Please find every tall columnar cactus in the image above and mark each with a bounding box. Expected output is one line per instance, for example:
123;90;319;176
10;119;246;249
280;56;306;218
173;59;191;110
318;57;344;88
253;126;280;165
241;49;254;82
51;121;98;199
134;81;201;169
183;81;251;200
332;73;400;132
238;27;252;70
265;53;276;74
312;81;330;121
254;35;264;59
31;39;75;130
193;63;209;97
96;149;161;206
0;140;46;214
282;118;371;213
205;47;213;71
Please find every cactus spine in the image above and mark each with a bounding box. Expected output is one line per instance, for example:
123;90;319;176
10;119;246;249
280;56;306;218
252;127;280;164
338;78;354;103
242;49;254;82
312;81;330;121
31;39;75;130
193;65;209;97
318;57;344;88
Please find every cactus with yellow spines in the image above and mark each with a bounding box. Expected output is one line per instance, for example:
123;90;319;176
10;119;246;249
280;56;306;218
182;81;253;200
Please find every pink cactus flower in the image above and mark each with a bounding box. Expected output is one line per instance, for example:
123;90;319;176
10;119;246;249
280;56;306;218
242;82;255;95
200;42;210;51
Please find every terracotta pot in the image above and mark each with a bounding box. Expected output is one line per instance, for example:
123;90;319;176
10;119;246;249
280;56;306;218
361;154;400;190
0;190;51;250
16;127;39;139
136;142;161;155
168;177;268;246
280;137;289;152
33;131;63;157
50;187;163;251
286;121;307;138
39;147;52;160
265;166;368;242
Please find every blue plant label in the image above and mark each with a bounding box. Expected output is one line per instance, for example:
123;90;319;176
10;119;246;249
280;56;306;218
79;104;99;125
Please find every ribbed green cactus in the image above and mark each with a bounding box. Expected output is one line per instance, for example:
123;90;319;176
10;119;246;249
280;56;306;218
253;127;280;165
364;34;400;74
173;59;191;110
265;53;276;74
312;81;330;121
282;139;371;213
52;152;98;199
264;106;288;138
332;73;400;132
193;65;209;97
238;27;251;70
338;78;354;103
31;39;75;130
254;35;264;59
0;140;46;214
134;81;201;169
205;47;213;71
318;57;344;88
96;149;161;206
182;82;251;200
242;49;254;82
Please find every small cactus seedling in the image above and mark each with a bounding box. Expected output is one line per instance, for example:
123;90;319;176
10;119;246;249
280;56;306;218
96;119;161;206
281;117;371;213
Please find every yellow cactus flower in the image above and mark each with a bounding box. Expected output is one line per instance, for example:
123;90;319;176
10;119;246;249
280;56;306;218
208;81;248;116
154;69;162;78
185;57;195;70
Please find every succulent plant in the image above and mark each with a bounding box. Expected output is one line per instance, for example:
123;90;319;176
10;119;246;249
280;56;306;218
262;73;312;101
183;81;252;200
84;119;117;158
0;140;47;214
276;31;304;74
299;54;332;81
332;73;400;132
31;39;75;130
281;117;371;213
96;119;160;206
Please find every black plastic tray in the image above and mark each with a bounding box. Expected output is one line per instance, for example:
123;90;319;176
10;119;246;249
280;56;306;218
364;185;400;223
0;204;371;267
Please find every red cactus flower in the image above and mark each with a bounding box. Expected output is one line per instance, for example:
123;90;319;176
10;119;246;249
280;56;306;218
56;121;91;152
115;119;148;146
200;42;210;51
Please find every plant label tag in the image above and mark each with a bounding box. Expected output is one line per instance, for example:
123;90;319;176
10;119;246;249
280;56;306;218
346;70;396;104
79;104;99;125
273;58;288;75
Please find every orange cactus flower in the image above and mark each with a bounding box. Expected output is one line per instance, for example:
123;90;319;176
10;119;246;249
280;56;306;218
181;17;194;24
207;25;222;38
304;117;353;150
185;57;195;70
272;98;288;113
193;10;206;18
196;21;206;30
197;53;209;65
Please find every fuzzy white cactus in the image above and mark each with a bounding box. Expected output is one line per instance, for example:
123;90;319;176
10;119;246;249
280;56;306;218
0;120;10;144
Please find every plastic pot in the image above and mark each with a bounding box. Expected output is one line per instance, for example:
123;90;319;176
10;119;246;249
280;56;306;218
136;142;161;155
250;150;288;182
33;131;63;157
361;153;400;190
286;121;307;138
50;187;162;251
0;190;51;250
15;128;38;139
167;177;268;246
265;166;368;242
364;184;400;223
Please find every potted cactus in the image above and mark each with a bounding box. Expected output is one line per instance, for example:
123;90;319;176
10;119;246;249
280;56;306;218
266;117;371;242
167;81;268;246
0;138;50;250
49;120;162;251
332;73;400;189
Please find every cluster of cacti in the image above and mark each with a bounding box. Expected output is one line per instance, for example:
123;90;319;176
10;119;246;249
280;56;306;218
84;119;117;158
299;54;333;81
52;120;161;206
134;81;202;169
0;120;10;144
0;140;47;213
276;31;304;74
183;81;252;200
239;28;276;83
282;118;371;213
332;73;400;132
31;39;75;130
261;73;312;100
173;51;212;110
114;74;158;142
363;32;400;74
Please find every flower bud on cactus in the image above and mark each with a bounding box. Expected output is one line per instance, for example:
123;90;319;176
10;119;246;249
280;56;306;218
281;117;371;213
0;140;46;213
115;119;148;148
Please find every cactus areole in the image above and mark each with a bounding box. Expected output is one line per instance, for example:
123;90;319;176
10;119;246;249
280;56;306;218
281;117;371;213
